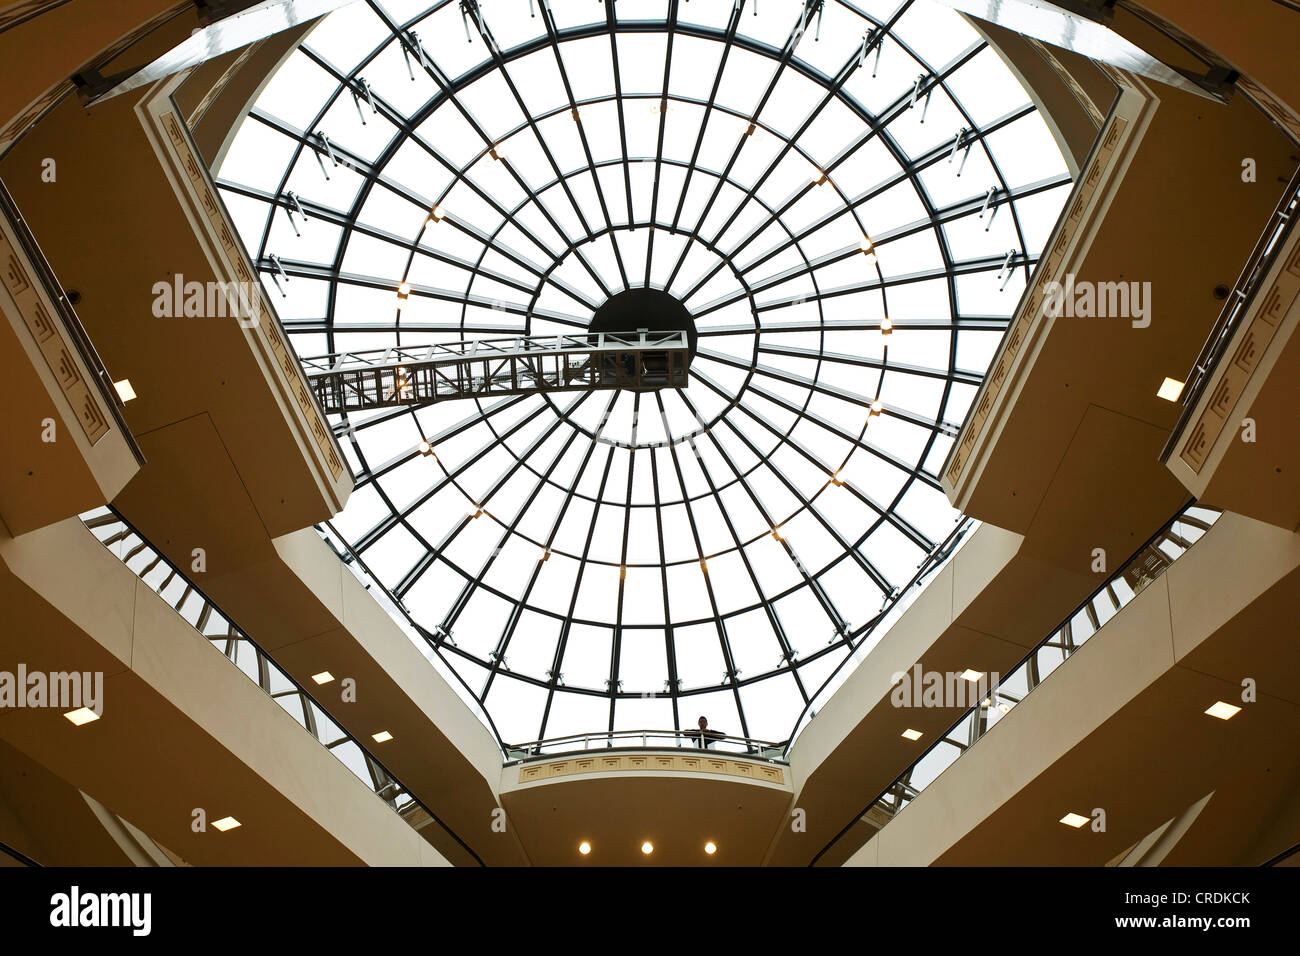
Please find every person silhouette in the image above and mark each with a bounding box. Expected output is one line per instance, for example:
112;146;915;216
687;715;725;749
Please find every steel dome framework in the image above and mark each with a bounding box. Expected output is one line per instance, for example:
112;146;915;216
216;0;1073;749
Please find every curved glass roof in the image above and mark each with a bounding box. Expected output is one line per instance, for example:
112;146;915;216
217;0;1071;748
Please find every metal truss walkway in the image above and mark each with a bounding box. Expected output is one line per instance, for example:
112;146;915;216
301;331;690;414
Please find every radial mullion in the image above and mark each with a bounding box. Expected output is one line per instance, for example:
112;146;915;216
434;393;589;627
350;399;552;552
676;387;860;629
676;395;814;700
692;366;942;501
294;44;593;276
643;0;679;287
536;0;630;289
537;392;622;738
696;2;914;259
345;395;528;488
691;366;924;560
661;4;811;291
649;394;680;727
756;343;981;387
366;3;620;300
606;393;642;723
477;419;593;697
680;42;1001;301
701;388;898;596
554;442;620;733
605;0;638;235
666;0;745;235
658;428;750;738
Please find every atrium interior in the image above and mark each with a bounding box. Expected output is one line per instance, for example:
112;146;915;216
0;0;1298;871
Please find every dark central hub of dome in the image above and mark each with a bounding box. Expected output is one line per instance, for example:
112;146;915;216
588;287;697;361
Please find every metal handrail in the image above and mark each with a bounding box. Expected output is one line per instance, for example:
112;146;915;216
1162;165;1300;462
315;518;508;752
80;506;482;865
0;177;144;466
820;503;1221;860
507;728;787;762
0;838;40;867
784;514;976;756
299;330;691;373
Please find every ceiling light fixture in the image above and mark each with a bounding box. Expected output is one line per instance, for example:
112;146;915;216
704;841;717;855
869;398;883;416
901;728;923;741
1157;377;1184;402
641;841;654;855
212;816;242;832
578;841;591;855
880;315;892;335
960;669;984;682
1204;700;1241;720
113;379;136;402
1059;812;1089;829
372;730;394;743
311;671;335;685
63;707;99;726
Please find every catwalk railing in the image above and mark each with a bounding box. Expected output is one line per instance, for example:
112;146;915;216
301;330;690;413
80;507;481;864
857;503;1220;836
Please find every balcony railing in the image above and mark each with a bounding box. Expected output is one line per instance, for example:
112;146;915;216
0;178;143;466
860;503;1221;831
1163;166;1300;461
80;506;480;863
505;728;787;763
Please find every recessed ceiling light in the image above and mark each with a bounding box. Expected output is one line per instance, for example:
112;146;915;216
880;315;892;335
63;707;99;726
372;730;394;743
1157;377;1184;402
397;282;410;298
1204;700;1241;720
960;669;985;682
704;841;717;855
311;671;334;685
1059;812;1088;828
640;841;654;855
113;379;136;402
212;816;241;832
901;728;923;741
578;841;591;855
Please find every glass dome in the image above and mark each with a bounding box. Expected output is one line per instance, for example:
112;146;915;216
216;0;1072;748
